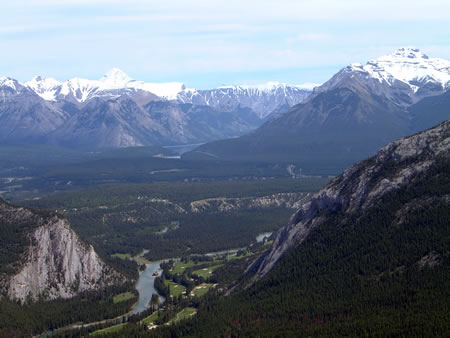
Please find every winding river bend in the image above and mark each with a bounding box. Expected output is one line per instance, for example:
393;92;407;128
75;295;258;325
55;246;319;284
131;261;165;314
38;242;267;336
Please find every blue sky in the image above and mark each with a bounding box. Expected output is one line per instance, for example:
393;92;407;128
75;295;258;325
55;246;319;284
1;0;449;89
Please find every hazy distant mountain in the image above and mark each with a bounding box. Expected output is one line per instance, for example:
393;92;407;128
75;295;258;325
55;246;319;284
0;70;313;149
177;83;313;119
46;97;262;149
0;77;68;143
185;48;450;174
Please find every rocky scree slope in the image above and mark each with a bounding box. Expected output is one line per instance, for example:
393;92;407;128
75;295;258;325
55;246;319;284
0;199;124;303
248;119;450;280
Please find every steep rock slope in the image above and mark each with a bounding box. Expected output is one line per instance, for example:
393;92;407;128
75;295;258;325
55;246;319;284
249;119;449;279
0;199;124;303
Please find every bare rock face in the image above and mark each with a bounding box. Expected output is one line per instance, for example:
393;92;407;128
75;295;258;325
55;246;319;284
248;120;449;280
0;201;124;303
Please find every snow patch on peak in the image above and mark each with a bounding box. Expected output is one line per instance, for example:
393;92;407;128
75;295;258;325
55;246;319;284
363;47;450;88
99;68;132;87
97;68;185;99
128;81;186;100
60;78;100;102
219;82;283;91
25;76;62;101
388;47;429;60
0;76;19;90
218;82;314;92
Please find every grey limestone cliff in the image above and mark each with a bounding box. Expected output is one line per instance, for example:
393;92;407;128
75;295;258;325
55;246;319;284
0;201;124;303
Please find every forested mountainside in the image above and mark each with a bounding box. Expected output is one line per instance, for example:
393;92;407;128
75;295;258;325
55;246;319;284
152;120;449;336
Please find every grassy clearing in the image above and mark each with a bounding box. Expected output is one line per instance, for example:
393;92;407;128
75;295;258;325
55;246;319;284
170;307;197;323
141;311;159;325
192;284;214;297
192;264;223;279
172;261;196;274
91;323;126;336
111;253;131;260
225;251;253;261
165;280;186;297
112;292;135;304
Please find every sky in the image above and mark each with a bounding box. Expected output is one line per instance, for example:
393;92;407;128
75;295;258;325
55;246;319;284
1;0;449;89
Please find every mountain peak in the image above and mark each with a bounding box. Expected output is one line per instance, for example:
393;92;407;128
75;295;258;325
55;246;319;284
25;76;62;101
99;68;132;86
0;76;20;90
330;48;450;93
218;81;316;92
389;47;429;60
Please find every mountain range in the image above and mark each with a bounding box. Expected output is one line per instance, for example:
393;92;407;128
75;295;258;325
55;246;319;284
185;48;450;174
0;70;313;149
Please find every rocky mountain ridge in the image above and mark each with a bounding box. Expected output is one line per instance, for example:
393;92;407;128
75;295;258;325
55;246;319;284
177;82;312;119
189;192;312;213
0;71;312;149
248;119;449;280
0;199;124;303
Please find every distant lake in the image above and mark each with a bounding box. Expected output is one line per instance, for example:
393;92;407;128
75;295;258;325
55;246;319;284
163;143;204;155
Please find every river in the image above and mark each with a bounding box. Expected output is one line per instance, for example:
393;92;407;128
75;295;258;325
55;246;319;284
38;244;256;336
163;143;204;154
132;247;245;313
256;232;273;243
131;261;165;314
133;237;272;314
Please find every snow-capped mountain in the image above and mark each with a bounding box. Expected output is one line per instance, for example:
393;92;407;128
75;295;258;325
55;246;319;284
0;77;68;142
25;68;185;103
365;48;450;88
98;68;186;100
23;69;314;119
318;47;450;105
5;70;308;148
185;48;450;173
6;47;447;152
177;82;314;119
